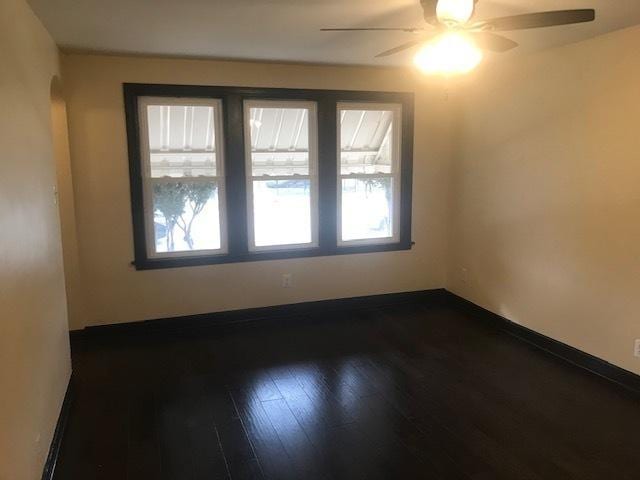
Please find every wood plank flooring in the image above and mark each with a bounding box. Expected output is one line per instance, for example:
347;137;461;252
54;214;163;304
54;300;640;479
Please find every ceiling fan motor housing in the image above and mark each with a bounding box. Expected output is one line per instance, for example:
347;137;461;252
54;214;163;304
421;0;480;25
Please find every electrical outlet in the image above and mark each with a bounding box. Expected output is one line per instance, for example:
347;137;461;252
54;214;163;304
282;273;292;288
634;339;640;358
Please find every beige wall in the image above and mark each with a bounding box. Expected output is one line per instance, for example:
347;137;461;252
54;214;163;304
61;53;453;329
60;24;640;375
448;25;640;375
0;0;72;478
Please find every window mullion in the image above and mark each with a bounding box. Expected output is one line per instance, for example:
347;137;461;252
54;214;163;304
317;97;338;252
223;93;249;256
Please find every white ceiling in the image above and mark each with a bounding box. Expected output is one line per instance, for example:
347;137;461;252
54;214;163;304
28;0;640;67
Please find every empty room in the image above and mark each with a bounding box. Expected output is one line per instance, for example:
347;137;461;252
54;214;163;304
2;0;640;478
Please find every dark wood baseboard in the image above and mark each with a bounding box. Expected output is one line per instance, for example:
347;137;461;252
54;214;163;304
41;375;74;480
69;288;640;397
71;289;448;339
444;291;640;397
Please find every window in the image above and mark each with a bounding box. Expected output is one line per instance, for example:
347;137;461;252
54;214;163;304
124;84;413;269
244;101;318;250
338;104;401;245
137;97;227;257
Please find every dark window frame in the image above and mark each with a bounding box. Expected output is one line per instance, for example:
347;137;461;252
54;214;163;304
124;83;414;270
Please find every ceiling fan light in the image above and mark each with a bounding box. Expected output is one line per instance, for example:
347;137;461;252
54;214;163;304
436;0;475;24
413;32;482;75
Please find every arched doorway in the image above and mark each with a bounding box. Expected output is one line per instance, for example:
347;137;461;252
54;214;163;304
50;76;85;331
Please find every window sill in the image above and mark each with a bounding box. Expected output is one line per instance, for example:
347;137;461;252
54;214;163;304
131;241;414;270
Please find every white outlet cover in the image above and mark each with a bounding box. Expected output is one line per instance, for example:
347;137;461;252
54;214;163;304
634;339;640;358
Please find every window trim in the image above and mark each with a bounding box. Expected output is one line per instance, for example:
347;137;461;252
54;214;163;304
243;99;319;252
124;83;414;270
336;102;402;247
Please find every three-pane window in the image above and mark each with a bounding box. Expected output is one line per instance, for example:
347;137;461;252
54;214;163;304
125;85;413;269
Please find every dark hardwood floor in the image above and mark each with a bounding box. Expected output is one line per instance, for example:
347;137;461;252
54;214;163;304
54;300;640;479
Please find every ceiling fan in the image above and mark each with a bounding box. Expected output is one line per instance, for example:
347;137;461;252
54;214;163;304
321;0;595;64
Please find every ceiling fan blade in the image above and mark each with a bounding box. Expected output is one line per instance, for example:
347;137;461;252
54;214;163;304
321;27;425;33
375;39;426;58
470;32;518;53
480;9;595;32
